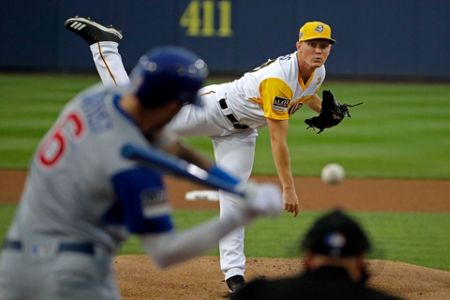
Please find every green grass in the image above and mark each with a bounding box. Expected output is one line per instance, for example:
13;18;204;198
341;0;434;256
1;74;449;273
0;74;99;168
1;205;449;271
1;74;450;178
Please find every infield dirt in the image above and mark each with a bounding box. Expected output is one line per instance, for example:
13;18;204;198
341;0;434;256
1;170;450;299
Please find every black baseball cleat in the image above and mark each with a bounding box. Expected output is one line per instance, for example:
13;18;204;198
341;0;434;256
226;275;246;295
64;16;123;45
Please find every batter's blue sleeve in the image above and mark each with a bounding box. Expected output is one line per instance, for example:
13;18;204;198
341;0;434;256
109;167;173;234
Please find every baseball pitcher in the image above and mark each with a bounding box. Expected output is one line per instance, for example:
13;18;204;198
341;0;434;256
63;17;356;293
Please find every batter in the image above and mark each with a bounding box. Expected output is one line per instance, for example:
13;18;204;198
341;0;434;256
0;46;282;299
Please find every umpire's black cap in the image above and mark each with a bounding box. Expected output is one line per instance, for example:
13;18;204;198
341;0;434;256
301;209;371;257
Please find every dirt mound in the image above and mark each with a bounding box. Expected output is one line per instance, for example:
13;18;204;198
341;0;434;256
115;256;450;300
2;170;450;212
164;176;450;212
2;170;450;299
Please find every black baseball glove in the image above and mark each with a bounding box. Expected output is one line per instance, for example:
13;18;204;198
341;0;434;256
305;90;362;133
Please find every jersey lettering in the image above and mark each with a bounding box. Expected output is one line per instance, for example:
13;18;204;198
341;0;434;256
82;93;113;133
250;59;276;73
38;112;85;168
251;54;292;73
279;54;291;61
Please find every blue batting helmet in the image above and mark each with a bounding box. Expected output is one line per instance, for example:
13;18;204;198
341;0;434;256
129;46;208;107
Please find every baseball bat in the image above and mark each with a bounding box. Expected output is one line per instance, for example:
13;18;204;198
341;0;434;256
121;143;245;197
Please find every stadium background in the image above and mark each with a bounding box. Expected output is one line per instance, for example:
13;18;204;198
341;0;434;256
1;1;450;299
1;0;449;79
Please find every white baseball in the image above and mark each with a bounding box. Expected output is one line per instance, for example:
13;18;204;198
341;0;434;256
321;163;345;185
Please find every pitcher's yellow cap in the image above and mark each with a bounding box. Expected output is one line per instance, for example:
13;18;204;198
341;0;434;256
298;21;336;44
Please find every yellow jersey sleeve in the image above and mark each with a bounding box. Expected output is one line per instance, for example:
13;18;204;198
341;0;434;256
259;78;293;120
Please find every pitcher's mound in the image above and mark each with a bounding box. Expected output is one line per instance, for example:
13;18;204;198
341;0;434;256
116;255;450;300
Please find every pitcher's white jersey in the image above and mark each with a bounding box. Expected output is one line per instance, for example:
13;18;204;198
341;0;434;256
221;51;325;128
6;84;173;253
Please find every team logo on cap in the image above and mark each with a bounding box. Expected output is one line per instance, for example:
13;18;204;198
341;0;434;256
325;232;346;248
325;232;347;257
315;24;324;33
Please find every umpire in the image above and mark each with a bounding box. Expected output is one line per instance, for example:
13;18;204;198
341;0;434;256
232;209;402;300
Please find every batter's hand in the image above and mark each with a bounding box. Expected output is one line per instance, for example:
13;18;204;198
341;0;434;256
242;181;283;218
283;188;299;217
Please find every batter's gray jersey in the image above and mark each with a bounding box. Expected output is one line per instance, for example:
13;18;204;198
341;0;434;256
0;84;173;299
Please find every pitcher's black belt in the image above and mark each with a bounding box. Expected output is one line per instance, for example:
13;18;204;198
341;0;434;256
219;98;249;130
3;239;95;255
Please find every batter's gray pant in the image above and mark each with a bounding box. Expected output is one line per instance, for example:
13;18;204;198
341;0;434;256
0;244;119;300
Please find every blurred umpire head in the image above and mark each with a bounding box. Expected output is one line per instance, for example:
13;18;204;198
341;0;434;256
301;209;371;283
